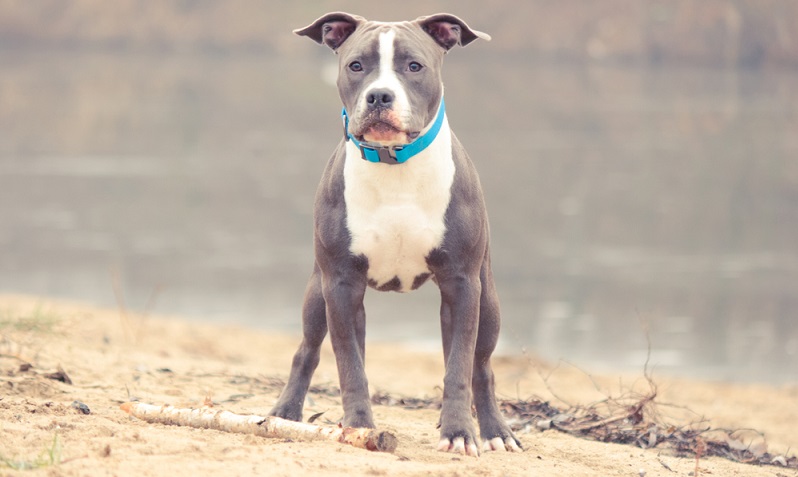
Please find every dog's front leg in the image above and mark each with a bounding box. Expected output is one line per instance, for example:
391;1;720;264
436;274;481;456
269;264;327;422
322;270;374;429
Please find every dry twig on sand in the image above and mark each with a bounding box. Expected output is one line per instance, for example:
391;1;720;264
120;402;397;453
497;375;798;470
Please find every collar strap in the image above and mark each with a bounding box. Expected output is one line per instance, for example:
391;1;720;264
342;98;446;164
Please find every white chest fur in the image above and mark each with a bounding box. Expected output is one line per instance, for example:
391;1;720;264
343;119;455;292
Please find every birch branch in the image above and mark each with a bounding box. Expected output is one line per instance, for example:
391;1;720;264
120;402;398;453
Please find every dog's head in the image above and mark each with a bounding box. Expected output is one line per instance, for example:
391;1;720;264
295;13;490;147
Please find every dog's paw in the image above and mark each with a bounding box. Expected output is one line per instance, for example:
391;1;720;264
268;398;305;422
437;423;481;457
481;435;523;453
478;418;524;453
342;407;376;429
268;406;303;422
437;410;482;456
437;435;480;457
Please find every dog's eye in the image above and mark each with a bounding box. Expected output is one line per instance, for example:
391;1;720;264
349;61;363;72
408;61;423;73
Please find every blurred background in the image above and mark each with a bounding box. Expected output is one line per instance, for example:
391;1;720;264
1;1;796;383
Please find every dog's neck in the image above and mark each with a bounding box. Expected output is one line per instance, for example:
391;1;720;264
342;98;447;165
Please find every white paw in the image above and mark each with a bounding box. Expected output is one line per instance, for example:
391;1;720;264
482;436;523;452
437;436;480;457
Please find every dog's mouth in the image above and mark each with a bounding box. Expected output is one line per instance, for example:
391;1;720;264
359;124;421;144
355;114;420;145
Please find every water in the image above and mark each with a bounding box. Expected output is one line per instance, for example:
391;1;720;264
1;50;796;383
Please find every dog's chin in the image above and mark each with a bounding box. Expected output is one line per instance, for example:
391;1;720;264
359;122;417;146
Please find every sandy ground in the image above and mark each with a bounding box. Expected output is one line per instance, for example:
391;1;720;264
0;294;796;477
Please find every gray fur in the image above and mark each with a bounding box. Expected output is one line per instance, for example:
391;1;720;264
271;13;520;455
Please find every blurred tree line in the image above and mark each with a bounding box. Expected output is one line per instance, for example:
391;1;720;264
1;0;795;68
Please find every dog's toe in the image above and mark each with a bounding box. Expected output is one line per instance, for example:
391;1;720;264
451;437;466;454
482;437;507;452
505;436;523;452
482;435;523;453
438;436;479;457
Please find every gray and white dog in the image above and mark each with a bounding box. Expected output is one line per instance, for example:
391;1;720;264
269;12;522;456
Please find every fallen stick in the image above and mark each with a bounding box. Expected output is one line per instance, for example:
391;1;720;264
120;402;398;453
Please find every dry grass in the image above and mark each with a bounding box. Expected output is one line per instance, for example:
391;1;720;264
0;434;63;471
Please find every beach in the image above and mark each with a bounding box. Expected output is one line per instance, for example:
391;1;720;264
1;294;796;476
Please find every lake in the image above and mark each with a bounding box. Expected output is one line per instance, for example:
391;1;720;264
1;49;796;383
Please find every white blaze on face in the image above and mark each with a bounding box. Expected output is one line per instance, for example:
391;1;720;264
359;29;411;132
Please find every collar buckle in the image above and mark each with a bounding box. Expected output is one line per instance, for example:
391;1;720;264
357;143;404;164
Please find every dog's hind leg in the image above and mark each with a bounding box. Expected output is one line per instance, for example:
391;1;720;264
472;251;523;452
269;263;327;422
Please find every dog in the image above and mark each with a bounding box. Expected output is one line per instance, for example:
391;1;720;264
269;12;522;456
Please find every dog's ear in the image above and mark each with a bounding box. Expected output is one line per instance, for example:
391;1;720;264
415;13;491;51
294;12;364;51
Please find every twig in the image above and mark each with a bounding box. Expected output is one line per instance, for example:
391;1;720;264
120;402;398;453
556;412;631;433
537;362;575;408
110;267;133;341
110;269;161;344
695;436;706;476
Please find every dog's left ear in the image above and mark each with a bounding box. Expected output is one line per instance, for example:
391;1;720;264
415;13;491;51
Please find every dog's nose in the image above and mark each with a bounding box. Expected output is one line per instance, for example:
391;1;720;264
366;89;394;109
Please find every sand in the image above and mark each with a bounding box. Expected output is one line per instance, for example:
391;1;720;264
0;294;796;476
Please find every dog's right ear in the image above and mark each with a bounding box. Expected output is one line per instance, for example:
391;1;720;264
294;12;364;51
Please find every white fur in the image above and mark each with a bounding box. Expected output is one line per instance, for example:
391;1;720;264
344;114;454;292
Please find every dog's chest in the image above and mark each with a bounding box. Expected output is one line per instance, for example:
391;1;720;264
343;133;454;293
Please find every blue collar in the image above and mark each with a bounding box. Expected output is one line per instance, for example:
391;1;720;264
342;98;446;164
